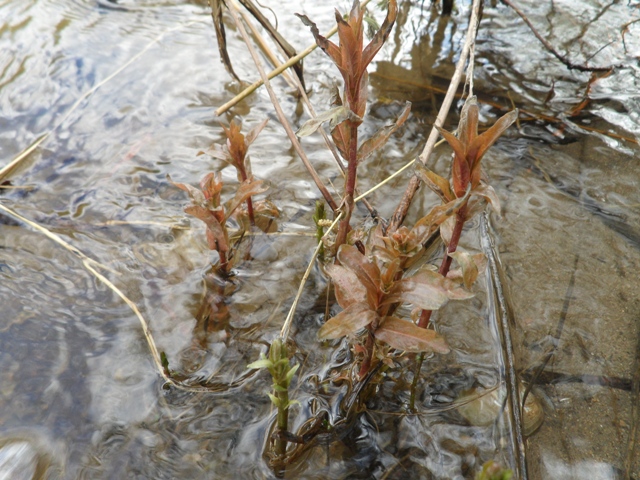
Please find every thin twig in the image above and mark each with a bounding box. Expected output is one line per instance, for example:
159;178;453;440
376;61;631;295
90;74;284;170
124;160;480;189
521;255;578;409
500;0;621;73
0;21;200;182
226;1;339;213
215;0;372;116
388;0;482;232
280;213;343;340
236;7;297;90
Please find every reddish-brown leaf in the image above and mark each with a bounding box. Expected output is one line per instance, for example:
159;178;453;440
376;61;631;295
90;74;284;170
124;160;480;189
383;269;474;310
318;302;378;340
415;163;454;203
469;109;518;168
169;178;206;206
326;264;368;309
296;14;342;68
458;96;479;151
361;0;398;71
337;244;381;306
185;205;228;253
224;179;268;219
375;316;449;353
244;118;269;147
357;101;411;163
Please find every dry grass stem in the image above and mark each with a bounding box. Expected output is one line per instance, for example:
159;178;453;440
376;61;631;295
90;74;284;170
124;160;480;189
0;203;234;393
280;213;342;341
215;0;372;116
388;0;483;232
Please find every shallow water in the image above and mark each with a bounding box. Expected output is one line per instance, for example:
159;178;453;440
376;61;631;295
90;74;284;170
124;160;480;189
0;0;639;478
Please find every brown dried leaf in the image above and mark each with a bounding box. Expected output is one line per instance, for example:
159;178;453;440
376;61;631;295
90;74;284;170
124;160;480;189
448;250;479;289
318;302;378;340
357;101;411;163
473;183;502;216
297;106;362;137
245;118;269;147
375;316;449;353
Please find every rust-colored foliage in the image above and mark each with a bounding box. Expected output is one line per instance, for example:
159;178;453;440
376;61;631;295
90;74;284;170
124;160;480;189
200;119;276;229
319;243;464;355
297;0;397;160
436;96;517;198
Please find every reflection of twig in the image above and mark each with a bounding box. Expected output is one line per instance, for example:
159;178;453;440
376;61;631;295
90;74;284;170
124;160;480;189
625;327;640;477
521;255;579;409
388;0;483;232
501;0;622;73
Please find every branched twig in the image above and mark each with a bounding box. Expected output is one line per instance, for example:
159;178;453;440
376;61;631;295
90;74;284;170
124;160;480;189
388;0;482;233
226;0;339;212
500;0;622;73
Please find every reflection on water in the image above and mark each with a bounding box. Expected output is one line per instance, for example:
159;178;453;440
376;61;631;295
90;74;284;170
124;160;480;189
0;0;639;478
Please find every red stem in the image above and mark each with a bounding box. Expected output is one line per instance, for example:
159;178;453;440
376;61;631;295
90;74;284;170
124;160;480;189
418;204;467;328
335;121;359;249
238;165;256;227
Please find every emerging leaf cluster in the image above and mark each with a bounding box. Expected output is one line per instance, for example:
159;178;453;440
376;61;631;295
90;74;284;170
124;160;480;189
247;338;300;411
171;119;277;271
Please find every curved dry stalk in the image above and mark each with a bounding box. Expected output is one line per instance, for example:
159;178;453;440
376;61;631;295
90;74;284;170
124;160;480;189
0;21;200;182
388;0;483;232
0;203;247;394
226;1;339;213
280;213;343;340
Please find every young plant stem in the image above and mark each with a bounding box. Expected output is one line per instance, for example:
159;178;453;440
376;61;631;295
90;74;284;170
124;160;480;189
417;204;467;328
335;121;359;249
237;166;256;226
275;389;290;458
387;0;482;233
226;3;339;213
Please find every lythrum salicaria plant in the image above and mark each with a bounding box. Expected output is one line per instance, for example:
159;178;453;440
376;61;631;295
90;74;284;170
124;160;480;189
416;96;518;328
297;0;408;250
